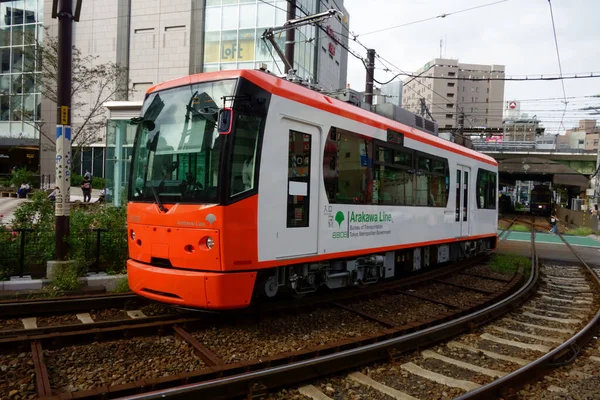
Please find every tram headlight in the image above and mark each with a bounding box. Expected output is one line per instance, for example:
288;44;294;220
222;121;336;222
130;230;136;240
205;236;214;249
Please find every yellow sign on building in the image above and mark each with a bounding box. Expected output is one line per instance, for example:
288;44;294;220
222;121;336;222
205;37;255;63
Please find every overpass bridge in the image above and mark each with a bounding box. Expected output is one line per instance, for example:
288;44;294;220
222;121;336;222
473;142;598;175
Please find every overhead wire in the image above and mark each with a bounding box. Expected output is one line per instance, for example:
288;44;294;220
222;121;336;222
358;0;510;37
547;0;568;132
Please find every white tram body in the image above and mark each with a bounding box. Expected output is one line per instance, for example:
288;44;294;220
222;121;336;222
126;70;498;309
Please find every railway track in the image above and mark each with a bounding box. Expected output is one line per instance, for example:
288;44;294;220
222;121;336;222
248;218;599;400
0;252;527;400
0;253;493;340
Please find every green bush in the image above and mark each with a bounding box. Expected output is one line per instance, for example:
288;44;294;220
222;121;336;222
68;205;127;274
50;262;84;291
113;276;131;293
10;168;33;187
1;192;127;279
566;227;594;236
71;174;106;190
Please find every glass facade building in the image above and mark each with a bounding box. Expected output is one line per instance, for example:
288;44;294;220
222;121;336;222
203;0;318;80
0;0;43;173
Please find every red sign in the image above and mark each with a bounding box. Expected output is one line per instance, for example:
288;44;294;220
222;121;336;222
328;42;336;56
508;101;517;109
326;25;338;56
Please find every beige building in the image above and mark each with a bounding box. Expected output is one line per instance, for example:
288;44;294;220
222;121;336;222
402;58;505;130
561;119;600;151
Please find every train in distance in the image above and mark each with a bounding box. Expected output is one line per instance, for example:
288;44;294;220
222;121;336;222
125;68;499;310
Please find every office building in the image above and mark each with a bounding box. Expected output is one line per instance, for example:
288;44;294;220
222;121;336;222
0;0;43;173
402;58;505;130
36;0;350;179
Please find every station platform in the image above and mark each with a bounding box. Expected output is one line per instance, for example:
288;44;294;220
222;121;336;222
498;230;600;248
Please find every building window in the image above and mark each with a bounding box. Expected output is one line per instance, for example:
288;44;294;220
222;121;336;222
446;103;454;108
446;114;453;119
447;82;455;87
486;98;489;103
476;169;497;209
448;72;456;77
486;88;489;93
445;124;453;128
447;93;454;98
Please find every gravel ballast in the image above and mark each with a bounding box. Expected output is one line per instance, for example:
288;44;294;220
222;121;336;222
46;335;205;393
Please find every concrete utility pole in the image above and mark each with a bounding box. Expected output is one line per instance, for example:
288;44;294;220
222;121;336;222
52;0;81;260
364;49;375;106
285;0;296;72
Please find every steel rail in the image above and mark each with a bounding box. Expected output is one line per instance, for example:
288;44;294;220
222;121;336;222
114;250;537;399
0;293;141;318
455;225;600;399
497;216;517;241
0;252;492;351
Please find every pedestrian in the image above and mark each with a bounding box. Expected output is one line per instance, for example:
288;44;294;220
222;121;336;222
81;177;91;203
549;211;559;235
17;182;30;198
84;170;91;181
48;186;59;202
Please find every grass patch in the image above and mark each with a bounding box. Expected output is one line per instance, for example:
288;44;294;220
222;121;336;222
489;254;531;276
112;276;131;293
565;227;594;236
508;224;530;232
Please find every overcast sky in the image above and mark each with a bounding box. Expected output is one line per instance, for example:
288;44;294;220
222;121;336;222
341;0;600;134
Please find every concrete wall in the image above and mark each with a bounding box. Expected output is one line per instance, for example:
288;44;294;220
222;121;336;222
557;207;599;232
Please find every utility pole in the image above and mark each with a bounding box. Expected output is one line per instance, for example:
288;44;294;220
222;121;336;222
263;9;340;76
285;0;296;72
364;49;375;106
52;0;81;260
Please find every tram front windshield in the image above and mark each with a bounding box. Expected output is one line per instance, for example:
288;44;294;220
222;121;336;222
129;79;236;204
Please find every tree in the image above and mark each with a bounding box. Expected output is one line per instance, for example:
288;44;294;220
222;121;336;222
13;29;130;156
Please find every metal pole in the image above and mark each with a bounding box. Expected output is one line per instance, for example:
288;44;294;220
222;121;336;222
284;0;296;73
55;0;73;261
364;49;375;106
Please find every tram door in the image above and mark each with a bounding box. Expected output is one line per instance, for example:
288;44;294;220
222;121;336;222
276;118;321;259
455;166;471;237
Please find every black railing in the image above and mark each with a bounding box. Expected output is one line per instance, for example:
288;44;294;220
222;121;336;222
0;228;128;280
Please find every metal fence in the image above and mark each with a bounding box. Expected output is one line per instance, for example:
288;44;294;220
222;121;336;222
0;228;128;279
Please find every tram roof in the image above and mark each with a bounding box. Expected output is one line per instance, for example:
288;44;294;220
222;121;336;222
148;70;498;167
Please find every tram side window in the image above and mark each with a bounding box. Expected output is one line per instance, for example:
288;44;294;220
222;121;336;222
230;114;261;197
287;130;311;227
373;147;414;206
414;156;449;207
323;127;372;204
477;169;497;209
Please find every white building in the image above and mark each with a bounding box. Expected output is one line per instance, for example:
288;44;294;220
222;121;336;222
39;0;350;179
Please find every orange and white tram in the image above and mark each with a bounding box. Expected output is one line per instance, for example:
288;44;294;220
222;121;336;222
126;69;498;310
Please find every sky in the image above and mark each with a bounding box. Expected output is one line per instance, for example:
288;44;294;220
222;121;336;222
339;0;600;134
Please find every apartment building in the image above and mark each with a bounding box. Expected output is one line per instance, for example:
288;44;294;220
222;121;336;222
402;58;505;130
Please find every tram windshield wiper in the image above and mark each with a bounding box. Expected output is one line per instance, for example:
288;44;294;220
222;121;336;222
150;182;168;213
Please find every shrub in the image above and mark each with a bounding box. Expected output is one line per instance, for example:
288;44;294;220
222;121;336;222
113;276;131;293
9;168;33;187
50;262;84;291
566;226;593;236
71;174;106;190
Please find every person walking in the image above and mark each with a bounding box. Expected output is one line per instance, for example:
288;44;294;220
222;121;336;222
549;211;559;235
81;177;92;203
